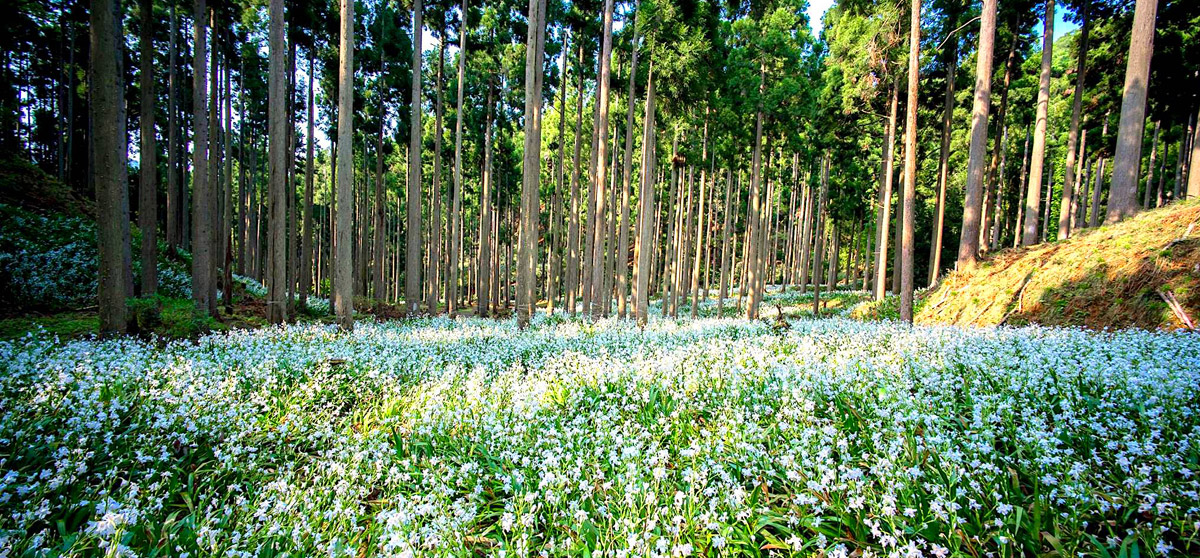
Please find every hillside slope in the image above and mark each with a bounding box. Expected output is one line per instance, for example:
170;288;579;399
918;200;1200;331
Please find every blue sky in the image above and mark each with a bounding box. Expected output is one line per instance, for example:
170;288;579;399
807;0;1080;40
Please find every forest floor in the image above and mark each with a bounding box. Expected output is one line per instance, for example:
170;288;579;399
2;303;1197;556
912;200;1200;330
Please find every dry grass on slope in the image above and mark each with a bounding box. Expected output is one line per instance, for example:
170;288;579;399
917;200;1200;331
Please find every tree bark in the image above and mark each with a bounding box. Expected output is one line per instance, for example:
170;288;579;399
477;81;495;317
956;0;997;269
449;0;469;317
267;0;288;323
811;154;829;317
899;0;920;323
1144;121;1160;208
634;62;657;326
191;0;212;315
94;0;128;334
1022;0;1055;246
1106;0;1157;224
139;0;158;296
617;17;638;319
301;55;315;308
565;44;584;315
406;0;424;314
928;6;959;286
167;3;180;250
587;0;616;318
517;0;547;328
334;0;355;329
1059;3;1089;238
874;84;898;299
745;67;767;320
427;37;446;313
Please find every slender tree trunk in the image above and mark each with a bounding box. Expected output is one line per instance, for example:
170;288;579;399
956;0;997;269
716;163;732;313
406;0;424;314
635;99;657;324
565;44;584;315
206;16;220;314
1023;0;1055;245
477;82;495;317
300;55;315;308
981;29;1019;250
223;37;235;312
746;67;767;320
167;3;179;250
139;0;158;296
1106;0;1157;223
517;0;547;328
874;84;898;298
334;0;355;329
426;37;446;313
94;0;128;333
899;0;920;322
449;0;469;317
989;125;1010;248
1069;126;1086;231
1144;121;1160;208
617;17;638;319
587;0;616;318
191;0;212;315
1090;157;1106;227
928;7;959;286
267;0;288;323
1059;3;1089;238
811;154;829;316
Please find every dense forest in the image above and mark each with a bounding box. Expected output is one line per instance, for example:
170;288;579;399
2;2;1200;554
6;0;1198;333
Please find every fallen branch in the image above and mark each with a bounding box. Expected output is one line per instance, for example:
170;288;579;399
1157;288;1195;330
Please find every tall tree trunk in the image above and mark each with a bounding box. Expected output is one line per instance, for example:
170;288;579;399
587;0;616;318
565;44;584;315
634;62;657;326
238;63;247;276
139;0;158;296
1022;0;1055;246
874;84;898;299
617;16;638;319
899;0;920;323
223;36;235;312
94;0;128;333
1106;0;1157;223
981;28;1019;250
1090;157;1106;227
1069;125;1085;231
746;67;767;320
334;0;355;329
717;164;732;314
989;125;1010;248
956;0;997;269
301;55;315;308
406;0;424;314
267;0;288;323
517;0;547;328
1144;121;1160;208
811;154;829;316
477;81;495;317
374;9;389;302
426;37;446;313
207;16;220;314
191;0;212;314
167;3;179;250
449;0;469;317
1059;3;1089;238
928;6;959;286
